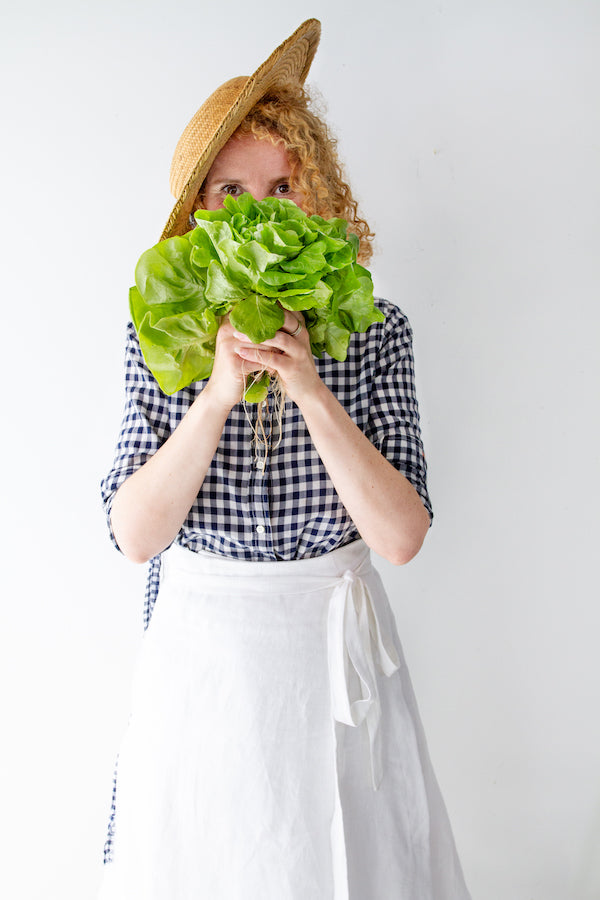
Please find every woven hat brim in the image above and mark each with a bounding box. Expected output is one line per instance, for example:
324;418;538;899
160;18;321;241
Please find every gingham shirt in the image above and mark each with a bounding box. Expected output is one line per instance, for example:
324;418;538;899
100;298;432;630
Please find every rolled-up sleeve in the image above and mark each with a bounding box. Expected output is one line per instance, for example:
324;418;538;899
100;322;172;549
365;304;433;522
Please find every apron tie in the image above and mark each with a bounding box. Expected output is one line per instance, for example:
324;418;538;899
327;567;401;790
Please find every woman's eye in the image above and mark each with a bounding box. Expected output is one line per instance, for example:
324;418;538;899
223;184;241;196
274;183;291;195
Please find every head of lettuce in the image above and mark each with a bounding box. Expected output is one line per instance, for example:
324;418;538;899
129;193;384;402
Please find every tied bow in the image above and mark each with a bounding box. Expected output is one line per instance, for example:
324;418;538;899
327;569;401;790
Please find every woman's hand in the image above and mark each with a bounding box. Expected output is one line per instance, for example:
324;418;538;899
204;315;268;412
232;310;321;404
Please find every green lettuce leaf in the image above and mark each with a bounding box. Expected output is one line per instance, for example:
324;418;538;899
130;194;384;399
229;294;285;343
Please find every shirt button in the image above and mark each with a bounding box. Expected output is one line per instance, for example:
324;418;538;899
256;524;266;534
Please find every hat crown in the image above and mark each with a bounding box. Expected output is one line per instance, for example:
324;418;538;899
169;76;249;198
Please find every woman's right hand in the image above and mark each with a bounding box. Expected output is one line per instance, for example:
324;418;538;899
112;317;271;563
111;317;253;563
202;316;265;413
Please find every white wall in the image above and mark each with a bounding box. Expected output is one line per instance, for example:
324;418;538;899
2;1;599;897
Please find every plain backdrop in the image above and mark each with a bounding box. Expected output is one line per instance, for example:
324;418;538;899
1;1;599;898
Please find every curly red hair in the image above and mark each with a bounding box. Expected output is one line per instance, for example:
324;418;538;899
193;82;374;264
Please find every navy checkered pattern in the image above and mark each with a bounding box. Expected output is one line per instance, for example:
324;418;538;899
101;298;432;626
100;298;432;863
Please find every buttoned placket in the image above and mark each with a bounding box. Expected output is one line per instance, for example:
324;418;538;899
248;405;276;556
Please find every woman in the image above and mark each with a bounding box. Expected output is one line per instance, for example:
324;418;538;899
99;19;471;900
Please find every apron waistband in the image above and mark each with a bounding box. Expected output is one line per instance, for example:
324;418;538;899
164;538;372;586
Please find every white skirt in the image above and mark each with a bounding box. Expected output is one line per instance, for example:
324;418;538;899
99;540;471;900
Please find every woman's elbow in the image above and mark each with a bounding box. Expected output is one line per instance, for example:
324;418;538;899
381;535;425;566
122;545;154;565
111;518;157;565
376;507;430;566
114;533;153;565
387;535;425;566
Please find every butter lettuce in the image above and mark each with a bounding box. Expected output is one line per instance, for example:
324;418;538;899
130;194;384;400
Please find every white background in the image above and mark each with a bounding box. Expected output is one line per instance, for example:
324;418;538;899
1;1;599;898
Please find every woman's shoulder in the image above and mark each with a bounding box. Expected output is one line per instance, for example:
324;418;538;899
365;298;414;348
324;299;416;382
374;298;411;326
125;319;140;344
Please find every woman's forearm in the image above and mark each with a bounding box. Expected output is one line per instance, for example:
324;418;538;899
110;386;230;564
296;382;431;565
234;317;430;565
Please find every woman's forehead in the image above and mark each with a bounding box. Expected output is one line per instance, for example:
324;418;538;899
207;133;292;179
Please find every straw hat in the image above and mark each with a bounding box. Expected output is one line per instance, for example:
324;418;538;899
161;18;321;241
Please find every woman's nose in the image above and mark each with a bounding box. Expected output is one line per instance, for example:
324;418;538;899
250;188;269;201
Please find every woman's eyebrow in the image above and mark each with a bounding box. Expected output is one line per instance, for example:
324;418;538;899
206;174;243;184
213;172;290;180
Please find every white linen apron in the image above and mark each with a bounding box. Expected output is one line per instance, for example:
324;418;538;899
99;539;470;900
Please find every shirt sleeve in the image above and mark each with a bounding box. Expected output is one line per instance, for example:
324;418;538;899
364;303;433;522
100;322;172;549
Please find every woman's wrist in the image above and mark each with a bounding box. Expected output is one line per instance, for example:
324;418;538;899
293;376;334;417
197;379;238;420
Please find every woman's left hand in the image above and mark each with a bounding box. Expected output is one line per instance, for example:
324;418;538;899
232;310;321;404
